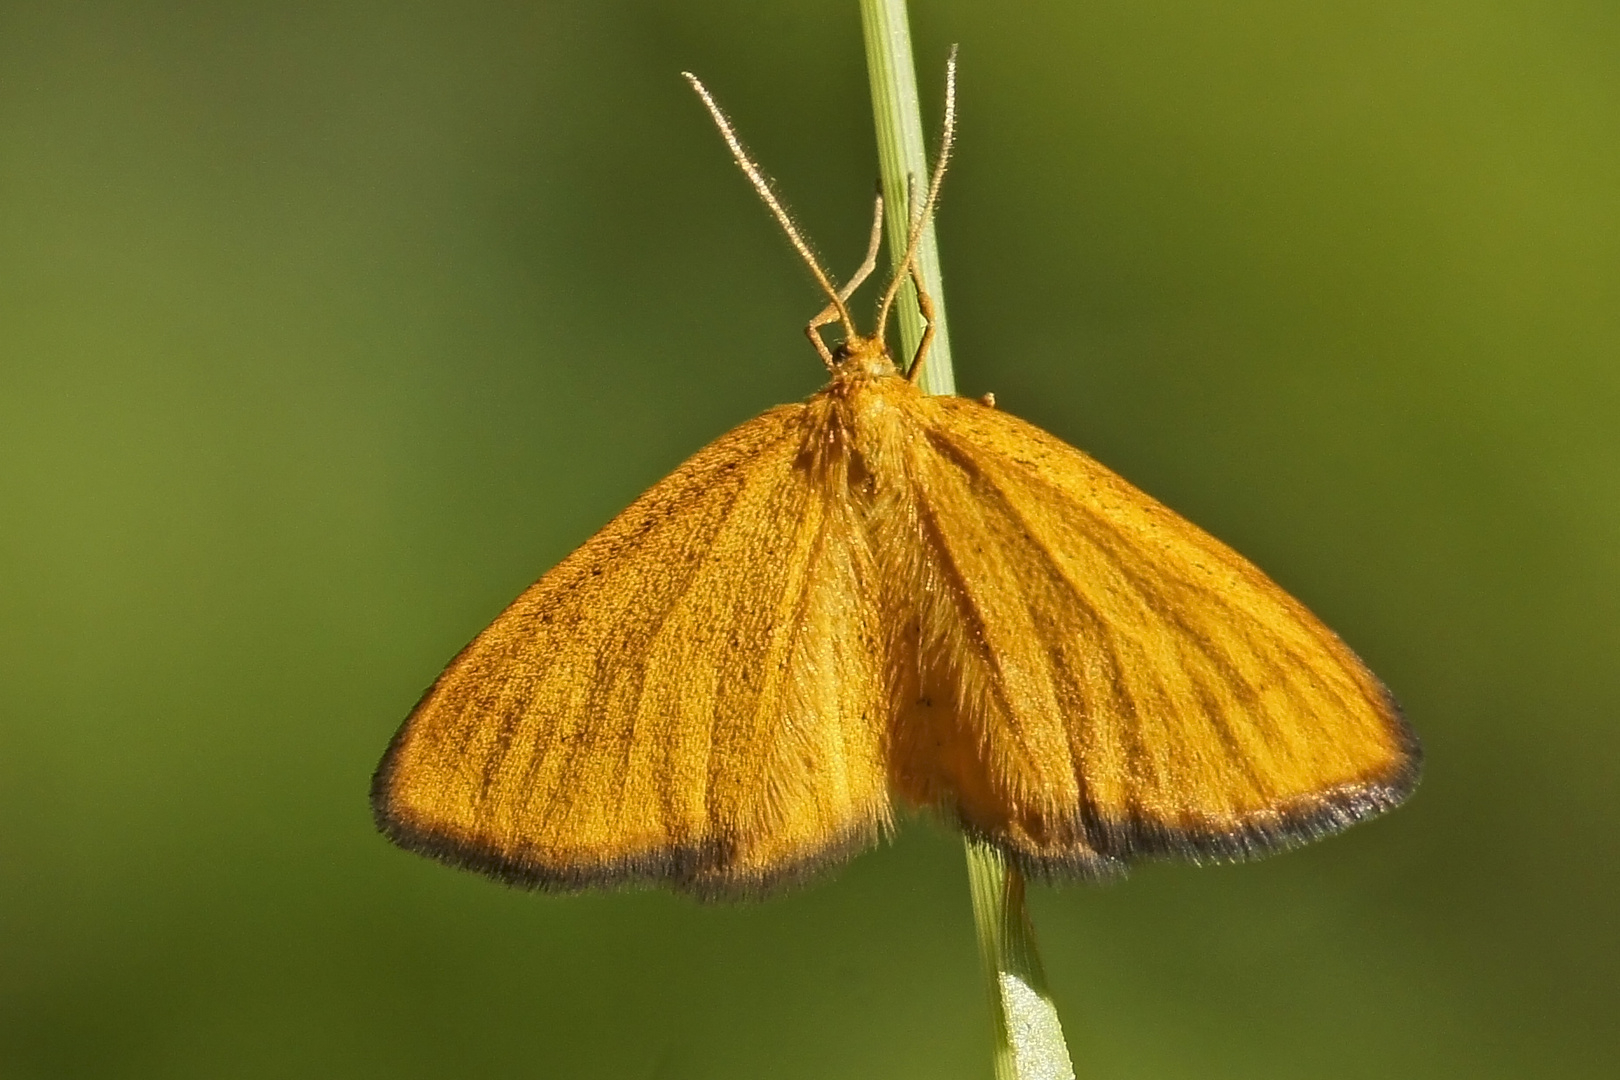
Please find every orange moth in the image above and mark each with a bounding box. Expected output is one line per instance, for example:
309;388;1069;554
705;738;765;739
371;60;1420;898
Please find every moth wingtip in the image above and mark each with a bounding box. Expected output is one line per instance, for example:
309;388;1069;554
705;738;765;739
1380;685;1426;797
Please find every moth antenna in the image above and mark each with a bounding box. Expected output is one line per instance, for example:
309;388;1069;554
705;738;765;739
843;191;887;302
683;72;856;340
876;45;958;346
806;192;885;363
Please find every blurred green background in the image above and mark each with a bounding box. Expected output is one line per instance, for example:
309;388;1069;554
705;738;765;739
3;1;1616;1077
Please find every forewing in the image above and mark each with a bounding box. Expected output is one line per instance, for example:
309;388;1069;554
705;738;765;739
372;402;891;897
890;393;1418;875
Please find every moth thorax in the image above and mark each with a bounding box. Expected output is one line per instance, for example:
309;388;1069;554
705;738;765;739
832;335;898;380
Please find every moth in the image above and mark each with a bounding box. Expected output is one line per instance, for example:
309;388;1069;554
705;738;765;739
371;60;1420;898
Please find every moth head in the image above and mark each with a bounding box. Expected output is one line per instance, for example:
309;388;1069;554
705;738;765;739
830;334;899;380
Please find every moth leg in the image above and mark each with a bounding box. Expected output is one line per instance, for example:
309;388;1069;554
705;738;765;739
806;193;885;367
905;260;936;385
889;174;937;385
804;316;837;369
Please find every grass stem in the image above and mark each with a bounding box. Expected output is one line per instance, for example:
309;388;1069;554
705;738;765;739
856;2;1077;1076
857;0;954;396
